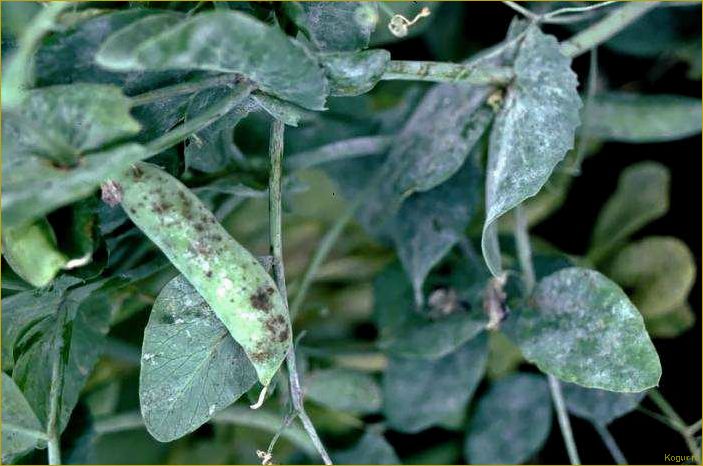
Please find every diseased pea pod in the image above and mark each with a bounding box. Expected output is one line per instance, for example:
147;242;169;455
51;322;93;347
116;162;291;386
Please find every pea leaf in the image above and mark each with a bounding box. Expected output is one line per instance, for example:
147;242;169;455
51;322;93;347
4;84;140;166
2;219;67;288
3;142;147;228
369;83;493;226
140;275;257;442
382;333;488;433
4;277;118;433
253;93;307;127
321;50;390;96
285;2;377;52
333;431;400;465
562;382;646;425
482;27;581;276
2;373;44;462
589;162;670;263
465;373;552;464
391;151;483;305
645;303;696;338
304;368;381;415
96;11;328;110
585;93;701;142
505;267;662;392
606;237;696;318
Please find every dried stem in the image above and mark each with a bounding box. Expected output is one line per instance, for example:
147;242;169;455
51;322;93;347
382;60;514;85
268;119;332;465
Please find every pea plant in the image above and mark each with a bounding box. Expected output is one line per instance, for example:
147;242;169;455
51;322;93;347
2;1;701;464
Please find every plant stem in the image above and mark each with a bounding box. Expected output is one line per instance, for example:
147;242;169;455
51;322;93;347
513;205;580;465
267;119;333;465
594;423;628;465
130;74;241;107
561;2;660;58
46;305;69;465
144;83;254;157
548;375;582;465
648;389;701;462
381;60;514;86
285;136;392;171
3;423;49;441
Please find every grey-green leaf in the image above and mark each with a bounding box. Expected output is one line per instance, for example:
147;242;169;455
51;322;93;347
586;93;702;143
562;382;646;425
321;50;390;96
140;275;257;442
2;373;44;462
96;11;328;110
287;2;377;52
589;162;670;263
482;27;581;276
383;334;488;433
505;267;662;392
305;368;381;415
606;236;696;318
465;373;552;464
2;219;67;288
334;431;400;465
2;142;147;228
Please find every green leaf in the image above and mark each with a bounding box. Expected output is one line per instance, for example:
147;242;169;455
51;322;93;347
285;2;377;52
2;219;67;288
4;277;118;433
589;162;670;263
391;152;483;305
96;11;329;110
2;373;45;462
606;237;696;318
2;142;147;228
253;93;307;127
118;163;291;386
333;431;400;465
369;83;492;226
4;84;140;166
482;26;581;276
304;368;381;415
486;332;524;380
321;50;390;96
562;382;645;425
465;373;552;464
586;93;702;143
645;303;696;339
382;334;488;433
140;275;257;442
505;267;662;392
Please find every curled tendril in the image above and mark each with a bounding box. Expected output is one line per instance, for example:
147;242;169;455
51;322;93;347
388;6;431;38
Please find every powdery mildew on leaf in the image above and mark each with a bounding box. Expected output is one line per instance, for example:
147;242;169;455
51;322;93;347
382;333;488;433
290;2;377;52
96;11;329;110
118;163;291;385
2;373;44;462
140;275;257;442
465;373;552;464
506;267;662;392
562;382;646;426
482;26;582;276
320;50;390;96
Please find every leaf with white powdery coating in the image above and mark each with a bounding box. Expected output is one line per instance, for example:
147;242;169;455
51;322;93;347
586;92;702;143
321;50;390;96
2;373;44;462
286;2;377;52
482;26;581;276
96;11;328;110
505;267;661;392
382;334;488;433
465;373;552;464
562;382;645;426
140;275;257;442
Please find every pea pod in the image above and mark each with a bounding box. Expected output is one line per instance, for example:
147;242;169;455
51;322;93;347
117;162;291;386
2;218;67;287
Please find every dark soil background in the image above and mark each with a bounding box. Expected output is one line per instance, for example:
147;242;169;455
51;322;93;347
387;2;702;464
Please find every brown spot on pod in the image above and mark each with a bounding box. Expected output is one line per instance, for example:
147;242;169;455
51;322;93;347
250;286;274;311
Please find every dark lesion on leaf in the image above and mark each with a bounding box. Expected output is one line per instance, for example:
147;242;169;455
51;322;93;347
151;201;173;214
265;314;289;342
250;285;275;311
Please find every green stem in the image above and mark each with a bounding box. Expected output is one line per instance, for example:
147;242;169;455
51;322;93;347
560;2;660;58
381;60;514;86
594;423;627;465
513;205;580;465
130;74;241;107
3;423;49;441
267;119;332;465
46;304;69;465
648;389;701;462
144;83;254;157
